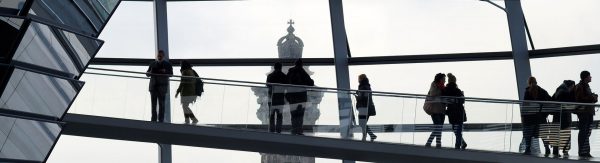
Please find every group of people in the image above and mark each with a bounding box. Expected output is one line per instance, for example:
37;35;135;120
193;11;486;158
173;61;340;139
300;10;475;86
423;73;468;150
145;51;597;157
521;71;597;157
146;50;203;125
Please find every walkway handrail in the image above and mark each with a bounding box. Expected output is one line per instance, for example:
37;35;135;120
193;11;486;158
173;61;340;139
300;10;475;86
85;66;600;107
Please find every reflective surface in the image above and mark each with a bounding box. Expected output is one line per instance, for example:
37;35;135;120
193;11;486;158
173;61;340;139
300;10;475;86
0;116;60;162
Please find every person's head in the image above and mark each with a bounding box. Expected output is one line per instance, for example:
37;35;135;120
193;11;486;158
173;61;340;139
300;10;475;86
528;76;537;87
273;62;282;71
434;73;446;85
180;60;192;70
563;80;576;90
581;70;592;83
447;73;456;83
156;50;165;61
358;74;367;82
294;59;303;67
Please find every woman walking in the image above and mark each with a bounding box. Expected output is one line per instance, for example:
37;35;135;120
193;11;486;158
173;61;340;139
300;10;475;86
522;76;552;154
356;74;377;141
175;60;199;125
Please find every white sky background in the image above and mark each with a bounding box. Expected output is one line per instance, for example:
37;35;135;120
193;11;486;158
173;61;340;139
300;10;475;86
47;0;600;162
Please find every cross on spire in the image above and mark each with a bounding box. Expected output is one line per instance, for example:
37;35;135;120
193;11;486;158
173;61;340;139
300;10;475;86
287;19;295;26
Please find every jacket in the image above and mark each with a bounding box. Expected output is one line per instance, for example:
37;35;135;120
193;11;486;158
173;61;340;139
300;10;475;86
522;86;552;125
176;69;196;96
267;70;288;105
574;82;598;115
423;82;445;115
356;79;376;116
442;83;466;124
552;82;575;129
286;66;314;104
146;60;173;91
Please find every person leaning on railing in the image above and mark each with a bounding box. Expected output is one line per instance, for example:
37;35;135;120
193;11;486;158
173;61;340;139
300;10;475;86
550;80;576;156
423;73;446;148
442;73;467;150
522;76;552;155
146;50;173;123
574;70;598;158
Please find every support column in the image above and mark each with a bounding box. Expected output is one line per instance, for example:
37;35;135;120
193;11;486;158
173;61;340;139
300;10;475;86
505;0;531;100
154;0;171;163
329;0;354;141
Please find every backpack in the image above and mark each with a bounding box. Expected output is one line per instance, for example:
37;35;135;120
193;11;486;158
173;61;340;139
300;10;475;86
192;70;204;96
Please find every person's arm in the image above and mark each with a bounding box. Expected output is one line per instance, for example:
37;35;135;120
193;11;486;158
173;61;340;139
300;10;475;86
146;62;153;77
166;62;174;76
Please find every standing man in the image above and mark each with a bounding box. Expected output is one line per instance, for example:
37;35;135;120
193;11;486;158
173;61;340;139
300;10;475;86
267;62;287;133
574;70;598;158
147;50;173;122
286;59;314;135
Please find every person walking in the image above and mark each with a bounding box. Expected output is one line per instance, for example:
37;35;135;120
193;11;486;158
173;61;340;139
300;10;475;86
266;62;287;133
355;74;377;141
522;77;552;155
574;71;598;158
146;50;173;123
175;60;199;125
423;73;446;148
443;73;467;150
286;59;314;135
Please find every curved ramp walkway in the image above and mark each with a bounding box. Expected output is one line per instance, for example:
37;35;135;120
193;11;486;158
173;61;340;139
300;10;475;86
61;113;580;163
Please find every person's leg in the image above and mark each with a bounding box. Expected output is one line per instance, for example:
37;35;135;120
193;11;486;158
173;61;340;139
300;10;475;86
359;115;367;141
577;113;593;156
150;90;158;122
275;109;282;133
157;90;166;123
296;104;305;135
426;115;437;146
269;104;276;133
366;116;376;140
434;114;445;147
452;124;461;149
290;103;299;134
523;124;533;154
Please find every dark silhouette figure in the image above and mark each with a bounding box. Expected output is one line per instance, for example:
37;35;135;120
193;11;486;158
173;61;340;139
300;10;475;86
424;73;446;148
574;71;598;158
522;77;552;155
550;80;576;156
146;50;173;122
286;59;314;135
266;62;288;133
175;60;199;125
355;74;377;141
442;73;467;150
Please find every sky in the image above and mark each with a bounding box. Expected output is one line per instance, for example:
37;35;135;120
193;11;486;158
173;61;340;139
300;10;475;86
47;0;600;162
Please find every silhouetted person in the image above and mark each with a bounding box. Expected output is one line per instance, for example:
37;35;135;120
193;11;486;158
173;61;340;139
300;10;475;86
574;71;598;158
146;50;173;122
356;74;377;141
175;60;199;125
551;80;576;156
443;73;467;150
522;77;552;155
424;73;446;148
286;59;314;135
267;62;287;133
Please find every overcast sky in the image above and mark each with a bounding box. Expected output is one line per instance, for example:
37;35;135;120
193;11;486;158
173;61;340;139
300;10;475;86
47;0;600;162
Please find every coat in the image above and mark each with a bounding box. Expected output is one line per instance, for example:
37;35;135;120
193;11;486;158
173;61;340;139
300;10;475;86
146;60;173;92
356;79;376;116
286;66;314;104
522;86;552;125
443;83;466;124
552;82;575;129
423;82;445;115
267;70;288;105
176;69;196;96
574;82;598;115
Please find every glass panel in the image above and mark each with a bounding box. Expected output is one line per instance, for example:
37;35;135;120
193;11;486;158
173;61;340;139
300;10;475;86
0;116;60;162
72;0;104;30
343;0;511;56
29;0;97;34
0;16;23;59
0;68;84;118
167;0;334;59
94;2;154;58
522;0;600;49
12;22;102;77
46;135;159;163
